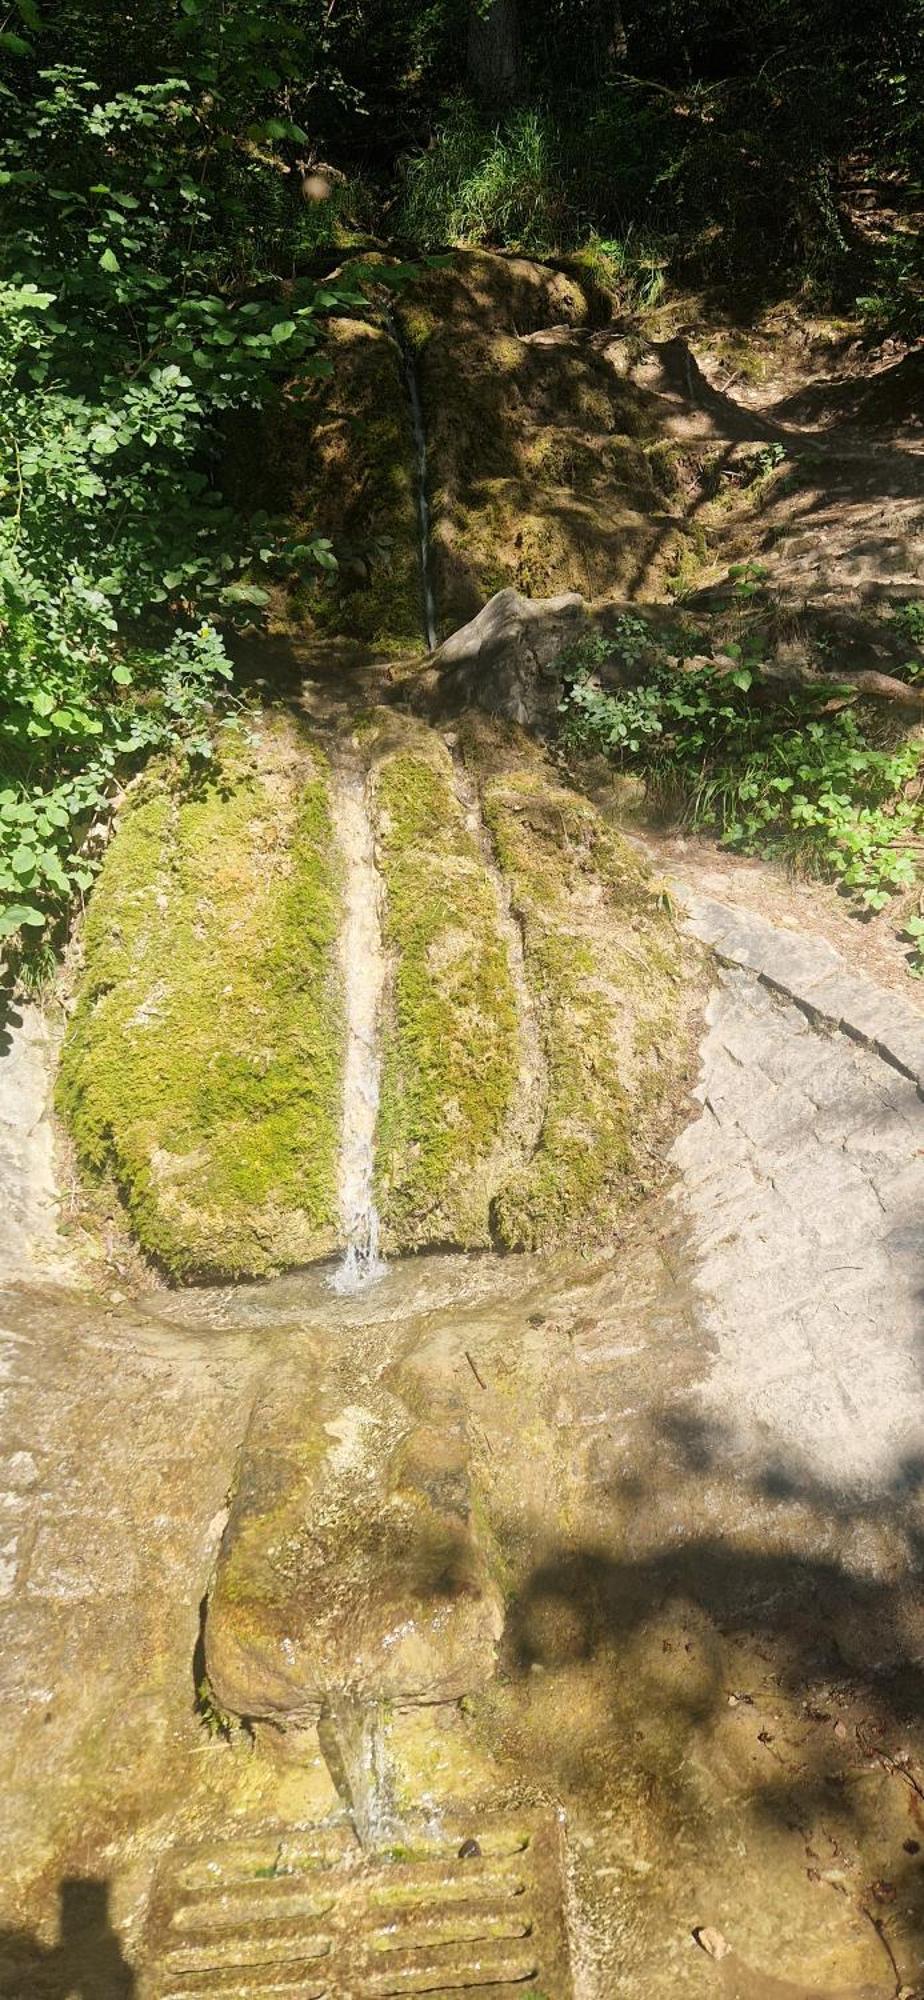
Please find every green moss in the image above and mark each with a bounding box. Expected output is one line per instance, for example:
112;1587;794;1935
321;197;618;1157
262;317;425;652
418;309;697;618
58;720;344;1279
371;739;520;1250
461;720;700;1251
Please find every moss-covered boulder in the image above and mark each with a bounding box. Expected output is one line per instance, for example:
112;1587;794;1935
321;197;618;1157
58;718;343;1279
397;251;695;631
462;717;703;1250
366;714;522;1250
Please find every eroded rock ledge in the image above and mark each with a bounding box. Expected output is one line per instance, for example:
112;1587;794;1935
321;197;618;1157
58;695;702;1277
57;715;344;1279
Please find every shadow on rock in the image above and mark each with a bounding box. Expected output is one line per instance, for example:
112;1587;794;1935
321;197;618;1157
0;1880;134;1998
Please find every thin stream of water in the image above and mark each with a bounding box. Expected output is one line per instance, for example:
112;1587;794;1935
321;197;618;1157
387;310;438;653
319;1694;401;1853
329;761;388;1296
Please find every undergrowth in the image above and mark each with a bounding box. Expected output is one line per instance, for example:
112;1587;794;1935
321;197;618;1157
396;94;669;292
0;49;359;963
557;615;923;959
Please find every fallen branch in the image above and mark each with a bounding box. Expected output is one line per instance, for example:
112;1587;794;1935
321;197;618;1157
838;669;924;711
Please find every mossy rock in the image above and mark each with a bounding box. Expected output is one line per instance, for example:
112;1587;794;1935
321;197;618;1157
206;1356;504;1718
461;717;703;1250
367;715;521;1250
57;718;344;1279
395;250;595;342
393;257;698;629
228;316;424;653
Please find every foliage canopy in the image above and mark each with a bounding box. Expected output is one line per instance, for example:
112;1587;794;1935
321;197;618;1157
1;0;921;947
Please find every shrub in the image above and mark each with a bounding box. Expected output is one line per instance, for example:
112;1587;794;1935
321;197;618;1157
559;623;922;918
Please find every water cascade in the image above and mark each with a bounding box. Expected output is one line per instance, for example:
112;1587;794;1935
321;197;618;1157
387;310;439;653
329;759;387;1295
318;1694;401;1852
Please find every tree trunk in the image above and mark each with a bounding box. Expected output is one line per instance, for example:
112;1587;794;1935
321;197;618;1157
604;2;627;64
467;0;522;107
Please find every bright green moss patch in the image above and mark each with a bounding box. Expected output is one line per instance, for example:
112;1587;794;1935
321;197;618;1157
371;730;520;1250
58;719;344;1279
462;718;702;1251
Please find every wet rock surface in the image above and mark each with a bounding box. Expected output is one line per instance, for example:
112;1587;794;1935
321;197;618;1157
366;712;524;1251
206;1354;503;1718
57;715;344;1281
57;700;698;1270
2;890;924;1995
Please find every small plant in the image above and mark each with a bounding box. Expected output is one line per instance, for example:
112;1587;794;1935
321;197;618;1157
902;913;924;976
889;601;924;684
751;443;787;478
196;1675;234;1743
728;560;769;602
558;629;922;920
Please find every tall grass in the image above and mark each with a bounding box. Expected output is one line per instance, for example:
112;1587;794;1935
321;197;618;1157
396;94;670;259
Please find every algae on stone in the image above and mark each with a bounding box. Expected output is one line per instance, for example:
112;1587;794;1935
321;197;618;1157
58;718;344;1279
206;1357;504;1719
368;719;520;1250
461;716;701;1250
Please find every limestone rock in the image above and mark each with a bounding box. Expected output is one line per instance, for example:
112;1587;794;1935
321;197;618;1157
57;718;344;1280
461;716;705;1250
206;1361;504;1721
365;712;524;1251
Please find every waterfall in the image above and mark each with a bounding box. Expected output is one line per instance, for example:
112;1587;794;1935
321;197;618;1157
387;310;439;653
328;761;387;1296
318;1694;401;1852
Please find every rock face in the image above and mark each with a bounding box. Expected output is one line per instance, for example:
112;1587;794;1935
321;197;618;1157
206;1355;504;1719
366;712;523;1252
0;1001;67;1283
401;251;693;631
462;718;703;1249
57;718;344;1279
254;249;698;649
419;586;587;729
59;697;701;1274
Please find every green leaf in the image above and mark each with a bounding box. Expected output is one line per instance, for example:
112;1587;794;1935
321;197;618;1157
220;582;270;606
271;319;296;344
0;903;45;938
98;247;120;273
112;663;133;687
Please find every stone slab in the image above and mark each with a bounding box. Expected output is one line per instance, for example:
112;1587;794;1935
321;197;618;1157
676;888;924;1093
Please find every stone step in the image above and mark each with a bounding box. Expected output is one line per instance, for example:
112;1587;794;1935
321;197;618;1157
141;1810;572;1999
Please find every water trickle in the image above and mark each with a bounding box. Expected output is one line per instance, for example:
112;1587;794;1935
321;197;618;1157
329;760;387;1296
387;310;439;653
319;1694;401;1852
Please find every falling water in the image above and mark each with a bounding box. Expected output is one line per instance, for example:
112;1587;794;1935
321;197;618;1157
387;311;439;653
328;761;387;1296
318;1694;401;1852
